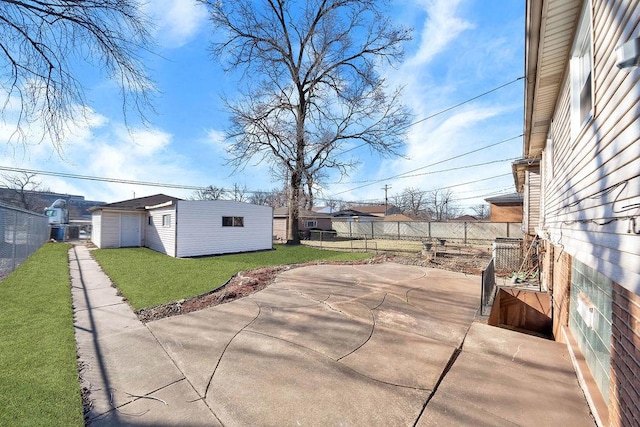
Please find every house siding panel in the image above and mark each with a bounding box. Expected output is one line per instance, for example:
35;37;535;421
100;211;123;249
529;1;640;424
91;211;102;248
145;206;177;257
524;168;541;235
543;9;640;294
273;218;288;241
175;200;273;257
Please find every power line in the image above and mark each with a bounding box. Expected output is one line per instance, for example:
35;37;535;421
329;157;518;196
400;76;525;131
0;166;207;191
336;76;525;156
331;134;521;186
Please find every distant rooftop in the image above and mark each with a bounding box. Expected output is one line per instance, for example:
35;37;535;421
484;193;523;205
91;194;181;211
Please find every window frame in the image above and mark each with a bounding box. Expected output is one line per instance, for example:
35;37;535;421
162;214;171;227
222;216;244;227
305;220;318;228
570;1;593;140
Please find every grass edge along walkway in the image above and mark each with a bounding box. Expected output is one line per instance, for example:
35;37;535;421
92;244;371;310
0;243;84;426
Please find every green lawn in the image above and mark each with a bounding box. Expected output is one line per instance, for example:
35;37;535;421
92;244;370;310
0;243;84;426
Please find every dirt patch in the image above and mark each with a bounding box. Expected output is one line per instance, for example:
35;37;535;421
136;250;495;323
385;251;492;276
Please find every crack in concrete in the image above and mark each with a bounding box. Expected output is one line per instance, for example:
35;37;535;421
244;330;431;392
203;302;262;402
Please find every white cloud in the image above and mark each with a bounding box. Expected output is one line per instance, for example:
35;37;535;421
143;0;208;48
204;128;228;152
407;0;474;66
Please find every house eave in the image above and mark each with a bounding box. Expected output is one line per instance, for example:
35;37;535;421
512;158;541;193
524;0;582;159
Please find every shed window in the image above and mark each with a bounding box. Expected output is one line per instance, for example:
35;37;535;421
222;216;244;227
162;214;171;227
148;216;153;226
570;2;593;138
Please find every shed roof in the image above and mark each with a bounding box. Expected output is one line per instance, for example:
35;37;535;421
90;194;182;212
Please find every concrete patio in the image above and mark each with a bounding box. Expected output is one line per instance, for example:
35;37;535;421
70;245;594;426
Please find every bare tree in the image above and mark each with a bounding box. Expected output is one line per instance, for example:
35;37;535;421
471;204;490;220
394;187;428;219
199;0;412;243
427;189;458;221
191;185;227;200
0;1;153;151
1;172;47;210
231;183;247;202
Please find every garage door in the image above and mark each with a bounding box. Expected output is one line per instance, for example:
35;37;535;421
120;213;141;247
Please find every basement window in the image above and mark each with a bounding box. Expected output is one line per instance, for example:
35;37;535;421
222;216;244;227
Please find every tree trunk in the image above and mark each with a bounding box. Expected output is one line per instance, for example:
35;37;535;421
286;170;302;244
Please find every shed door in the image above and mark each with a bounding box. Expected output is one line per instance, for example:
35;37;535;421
120;213;141;247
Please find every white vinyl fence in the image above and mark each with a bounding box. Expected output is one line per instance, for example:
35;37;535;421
331;219;522;244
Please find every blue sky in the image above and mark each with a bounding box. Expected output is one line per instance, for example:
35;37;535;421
0;0;524;212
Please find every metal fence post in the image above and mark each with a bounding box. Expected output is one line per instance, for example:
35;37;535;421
464;222;468;245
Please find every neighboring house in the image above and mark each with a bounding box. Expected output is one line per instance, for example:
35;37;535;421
91;194;273;257
272;207;333;241
383;213;415;222
348;204;400;217
330;209;379;219
484;193;523;223
516;1;640;425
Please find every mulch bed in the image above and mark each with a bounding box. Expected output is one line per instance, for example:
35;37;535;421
135;256;386;323
135;251;494;323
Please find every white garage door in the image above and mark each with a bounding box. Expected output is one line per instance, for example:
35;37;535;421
120;213;141;247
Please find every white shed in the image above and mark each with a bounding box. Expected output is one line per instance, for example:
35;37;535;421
91;194;273;257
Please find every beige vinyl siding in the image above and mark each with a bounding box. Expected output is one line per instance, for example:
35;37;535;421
273;217;287;241
175;200;273;258
145;206;177;257
98;211;123;249
542;2;640;292
91;211;102;248
524;168;541;235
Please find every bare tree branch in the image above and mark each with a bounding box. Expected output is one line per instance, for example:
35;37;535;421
200;0;412;242
0;0;154;152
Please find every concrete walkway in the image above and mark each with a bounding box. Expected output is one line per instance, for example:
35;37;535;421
70;245;595;426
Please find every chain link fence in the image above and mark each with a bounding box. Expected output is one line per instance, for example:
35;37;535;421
0;203;49;280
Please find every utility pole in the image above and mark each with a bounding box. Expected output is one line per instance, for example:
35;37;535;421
382;184;391;216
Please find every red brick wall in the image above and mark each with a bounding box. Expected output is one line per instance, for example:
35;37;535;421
489;204;523;222
609;284;640;427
